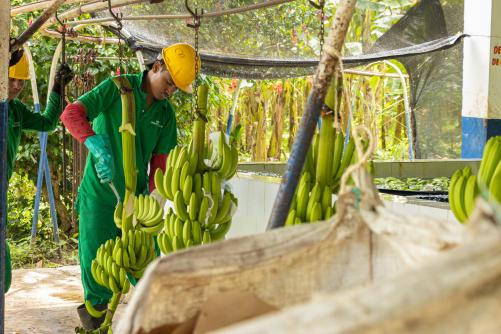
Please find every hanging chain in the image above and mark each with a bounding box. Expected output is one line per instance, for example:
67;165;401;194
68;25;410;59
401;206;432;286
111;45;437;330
186;2;205;122
107;0;132;95
193;18;200;118
319;1;325;57
308;0;325;57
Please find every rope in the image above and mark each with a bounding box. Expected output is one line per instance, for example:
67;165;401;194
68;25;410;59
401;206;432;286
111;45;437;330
339;125;376;195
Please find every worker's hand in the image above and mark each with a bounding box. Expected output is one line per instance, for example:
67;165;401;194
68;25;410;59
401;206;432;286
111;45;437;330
84;134;114;184
9;48;24;67
52;64;75;93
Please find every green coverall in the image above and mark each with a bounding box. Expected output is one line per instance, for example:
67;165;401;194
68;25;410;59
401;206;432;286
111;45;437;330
4;92;61;293
77;71;177;305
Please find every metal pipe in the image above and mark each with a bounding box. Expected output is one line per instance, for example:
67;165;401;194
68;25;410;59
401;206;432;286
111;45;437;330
267;0;358;230
11;0;89;17
24;45;60;244
10;0;66;52
40;28;123;44
1;2;11;331
64;0;294;26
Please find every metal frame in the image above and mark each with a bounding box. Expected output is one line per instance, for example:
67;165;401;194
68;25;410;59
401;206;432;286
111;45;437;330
24;44;60;244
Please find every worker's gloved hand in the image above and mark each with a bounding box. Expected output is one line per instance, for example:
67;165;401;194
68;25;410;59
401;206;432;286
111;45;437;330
9;48;24;67
52;64;75;93
84;134;114;184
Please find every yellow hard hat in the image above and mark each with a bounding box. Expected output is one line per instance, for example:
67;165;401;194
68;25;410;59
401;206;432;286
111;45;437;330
161;43;200;94
9;52;30;80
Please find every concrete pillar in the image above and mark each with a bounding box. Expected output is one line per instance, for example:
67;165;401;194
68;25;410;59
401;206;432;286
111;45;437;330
462;0;501;158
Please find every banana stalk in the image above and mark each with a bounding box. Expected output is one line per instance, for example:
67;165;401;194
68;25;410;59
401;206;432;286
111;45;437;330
112;77;137;234
195;84;209;172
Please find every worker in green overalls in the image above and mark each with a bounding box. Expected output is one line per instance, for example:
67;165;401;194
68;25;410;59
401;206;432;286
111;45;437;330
3;50;73;293
61;43;199;330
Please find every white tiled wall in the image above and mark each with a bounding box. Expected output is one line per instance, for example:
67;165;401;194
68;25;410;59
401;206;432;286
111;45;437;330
226;174;460;238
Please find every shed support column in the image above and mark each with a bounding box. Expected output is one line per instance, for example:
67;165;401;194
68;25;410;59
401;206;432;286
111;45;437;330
0;0;11;331
462;0;501;158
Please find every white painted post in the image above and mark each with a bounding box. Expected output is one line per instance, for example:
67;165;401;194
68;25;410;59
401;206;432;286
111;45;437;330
462;0;501;157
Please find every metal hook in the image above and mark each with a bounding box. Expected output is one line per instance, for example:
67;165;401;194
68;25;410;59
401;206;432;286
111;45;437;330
308;0;325;9
55;10;66;33
107;0;123;31
185;0;203;29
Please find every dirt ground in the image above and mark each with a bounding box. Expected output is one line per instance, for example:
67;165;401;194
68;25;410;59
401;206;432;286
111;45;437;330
5;265;126;333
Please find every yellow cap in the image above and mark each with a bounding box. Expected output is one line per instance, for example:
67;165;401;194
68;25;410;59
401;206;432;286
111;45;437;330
9;52;30;80
161;43;200;94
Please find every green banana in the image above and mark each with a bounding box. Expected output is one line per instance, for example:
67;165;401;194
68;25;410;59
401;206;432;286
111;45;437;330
163;166;174;200
211;172;221;203
113;202;123;229
334;138;355;181
194;173;203;200
171;167;181;198
464;174;479;218
198;196;209;225
331;132;344;182
154;168;167;199
183;175;193;205
310;202;323;222
202;230;212;244
285;209;296;226
85;300;107;318
179;160;190;192
316;114;335;186
213;191;232;225
182;220;192;246
174;190;190;221
189;192;199;221
210;220;231;241
192;220;202;244
175;146;188;172
489;172;501;204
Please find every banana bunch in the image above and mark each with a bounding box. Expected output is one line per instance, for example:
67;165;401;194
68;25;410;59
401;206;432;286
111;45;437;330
91;238;131;295
286;76;362;225
449;167;478;223
206;130;239;180
449;136;501;223
286;171;336;225
478;136;501;204
287;129;357;225
157;185;236;254
153;84;238;252
92;231;156;283
113;194;165;235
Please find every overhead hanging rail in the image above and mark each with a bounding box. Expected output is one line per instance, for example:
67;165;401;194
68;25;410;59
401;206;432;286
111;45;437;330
63;0;294;26
40;27;123;44
45;0;153;25
11;0;84;17
10;0;67;52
